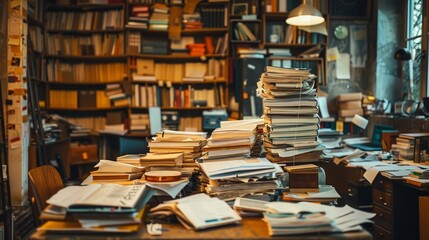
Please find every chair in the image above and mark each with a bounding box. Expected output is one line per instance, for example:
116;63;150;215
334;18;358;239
28;165;64;226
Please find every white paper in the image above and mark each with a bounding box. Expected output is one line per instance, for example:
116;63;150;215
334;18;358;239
327;47;340;62
316;96;330;118
336;53;351;79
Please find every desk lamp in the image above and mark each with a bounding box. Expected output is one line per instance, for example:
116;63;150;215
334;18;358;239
285;0;324;27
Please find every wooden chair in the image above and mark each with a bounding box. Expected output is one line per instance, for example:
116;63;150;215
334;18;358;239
28;165;64;226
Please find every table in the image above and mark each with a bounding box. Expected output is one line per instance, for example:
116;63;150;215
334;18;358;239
30;217;372;240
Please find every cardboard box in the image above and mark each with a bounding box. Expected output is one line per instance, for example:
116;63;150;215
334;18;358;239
69;144;98;163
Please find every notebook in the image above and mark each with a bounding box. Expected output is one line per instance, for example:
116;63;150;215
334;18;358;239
347;124;396;151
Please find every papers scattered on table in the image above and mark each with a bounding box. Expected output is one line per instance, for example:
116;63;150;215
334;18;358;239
263;201;375;236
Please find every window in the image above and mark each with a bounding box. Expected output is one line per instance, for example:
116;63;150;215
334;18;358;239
406;0;423;100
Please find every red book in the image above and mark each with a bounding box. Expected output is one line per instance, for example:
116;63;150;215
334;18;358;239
204;36;214;54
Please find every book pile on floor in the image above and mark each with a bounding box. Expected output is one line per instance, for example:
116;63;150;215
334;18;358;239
257;66;324;164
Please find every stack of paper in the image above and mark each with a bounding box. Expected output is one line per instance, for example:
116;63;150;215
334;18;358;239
263;201;375;236
200;119;264;162
198;157;281;200
257;66;323;164
148;130;208;168
38;183;155;233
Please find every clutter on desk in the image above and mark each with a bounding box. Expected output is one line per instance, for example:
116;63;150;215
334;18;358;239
318;128;343;149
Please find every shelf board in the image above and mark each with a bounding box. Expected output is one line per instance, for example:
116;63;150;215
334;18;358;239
128;52;227;59
264;43;326;48
125;28;228;35
267;56;324;61
47;29;124;34
131;106;225;111
46;3;124;11
46;106;128;111
44;55;128;61
131;79;228;85
47;81;124;86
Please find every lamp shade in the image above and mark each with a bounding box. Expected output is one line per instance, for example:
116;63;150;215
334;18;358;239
286;2;325;27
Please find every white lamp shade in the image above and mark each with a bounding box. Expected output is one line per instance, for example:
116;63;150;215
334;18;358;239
286;3;325;27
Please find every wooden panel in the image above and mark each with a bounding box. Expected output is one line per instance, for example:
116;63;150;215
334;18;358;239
373;188;393;209
373;204;393;228
373;224;392;240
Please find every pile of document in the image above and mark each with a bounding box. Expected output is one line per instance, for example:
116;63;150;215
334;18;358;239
257;66;323;164
149;193;241;230
198;157;281;200
199;119;264;162
38;183;155;233
262;201;375;236
140;152;184;168
147;130;208;168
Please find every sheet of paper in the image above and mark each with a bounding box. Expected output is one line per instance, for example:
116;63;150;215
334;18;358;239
147;178;189;198
336;53;351;79
327;47;340;62
316;96;330;118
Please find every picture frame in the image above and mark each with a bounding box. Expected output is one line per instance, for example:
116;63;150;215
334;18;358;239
329;0;371;19
232;3;248;17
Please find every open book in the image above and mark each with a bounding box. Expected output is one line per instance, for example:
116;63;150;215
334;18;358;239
149;193;241;230
47;184;153;213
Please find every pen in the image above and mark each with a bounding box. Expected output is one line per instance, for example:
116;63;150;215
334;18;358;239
204;216;233;223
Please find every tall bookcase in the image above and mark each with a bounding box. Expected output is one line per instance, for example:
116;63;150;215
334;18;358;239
126;0;230;132
262;0;328;86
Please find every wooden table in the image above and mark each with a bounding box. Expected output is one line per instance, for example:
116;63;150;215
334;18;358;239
30;217;372;240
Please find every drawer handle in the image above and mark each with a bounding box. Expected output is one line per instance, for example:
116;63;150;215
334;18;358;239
383;202;387;206
379;213;383;217
379;232;383;236
379;196;383;200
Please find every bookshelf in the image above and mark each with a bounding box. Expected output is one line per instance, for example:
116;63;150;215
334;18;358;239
262;3;328;86
125;0;230;132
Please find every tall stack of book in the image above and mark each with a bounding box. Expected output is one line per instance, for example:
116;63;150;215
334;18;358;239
149;3;169;31
147;130;208;169
129;113;149;133
126;4;149;29
257;66;323;164
337;92;363;118
391;133;429;161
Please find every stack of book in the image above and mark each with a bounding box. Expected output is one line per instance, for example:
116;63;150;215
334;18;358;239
90;160;145;182
186;43;206;56
391;135;415;161
182;13;202;30
105;83;130;107
129;113;149;133
403;168;429;187
147;130;208;168
126;5;149;29
149;3;169;31
391;133;429;161
139;152;184;168
257;66;323;164
336;92;363;118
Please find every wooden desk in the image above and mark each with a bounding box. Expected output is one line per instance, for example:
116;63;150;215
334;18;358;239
30;218;372;240
319;159;429;240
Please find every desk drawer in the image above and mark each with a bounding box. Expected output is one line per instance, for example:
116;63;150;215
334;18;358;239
373;224;392;240
373;188;393;209
373;204;393;227
373;177;393;192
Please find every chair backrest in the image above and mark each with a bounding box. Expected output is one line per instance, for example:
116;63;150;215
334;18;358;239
28;165;64;221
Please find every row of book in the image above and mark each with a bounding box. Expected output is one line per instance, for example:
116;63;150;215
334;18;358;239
131;84;225;108
45;33;124;56
48;87;130;109
132;59;226;82
232;22;258;41
45;10;124;31
46;60;126;82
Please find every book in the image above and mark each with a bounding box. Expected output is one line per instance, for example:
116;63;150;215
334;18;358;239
95;160;145;172
90;171;144;181
337;92;363;102
46;184;151;212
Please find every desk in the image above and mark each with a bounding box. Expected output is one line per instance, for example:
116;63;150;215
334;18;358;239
319;160;429;240
30;218;372;240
